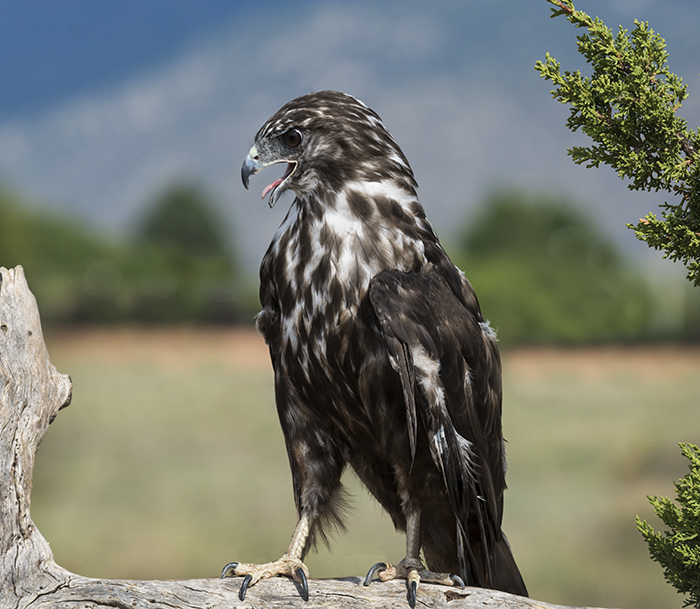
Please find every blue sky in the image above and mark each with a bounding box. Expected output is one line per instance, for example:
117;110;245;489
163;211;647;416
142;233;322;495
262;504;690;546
0;0;698;270
0;1;253;119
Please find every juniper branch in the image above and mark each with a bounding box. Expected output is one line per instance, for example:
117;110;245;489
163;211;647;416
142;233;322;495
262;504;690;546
535;0;700;285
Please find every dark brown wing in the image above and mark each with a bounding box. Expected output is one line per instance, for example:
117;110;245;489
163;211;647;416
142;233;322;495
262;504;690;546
368;265;526;594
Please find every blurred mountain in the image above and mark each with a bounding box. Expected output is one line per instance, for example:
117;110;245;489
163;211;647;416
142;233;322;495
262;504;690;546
0;0;698;273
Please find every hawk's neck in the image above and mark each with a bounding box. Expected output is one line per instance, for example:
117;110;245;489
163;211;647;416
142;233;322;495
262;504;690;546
264;180;433;321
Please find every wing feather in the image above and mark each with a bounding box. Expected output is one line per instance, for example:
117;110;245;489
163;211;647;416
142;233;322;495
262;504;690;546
368;265;504;585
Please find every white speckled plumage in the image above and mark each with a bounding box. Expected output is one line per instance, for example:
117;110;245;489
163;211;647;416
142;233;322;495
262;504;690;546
229;91;527;602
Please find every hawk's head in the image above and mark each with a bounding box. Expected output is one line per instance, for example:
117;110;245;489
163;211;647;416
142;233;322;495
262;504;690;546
242;90;416;208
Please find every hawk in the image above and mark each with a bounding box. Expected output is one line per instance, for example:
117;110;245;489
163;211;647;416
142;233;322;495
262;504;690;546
222;90;527;606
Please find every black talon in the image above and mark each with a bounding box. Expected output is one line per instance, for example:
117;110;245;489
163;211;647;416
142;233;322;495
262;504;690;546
296;567;309;601
363;562;387;586
220;562;238;578
407;580;417;608
238;574;252;601
450;574;466;589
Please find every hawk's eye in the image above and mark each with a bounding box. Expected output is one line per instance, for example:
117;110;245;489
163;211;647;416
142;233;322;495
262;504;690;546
281;128;303;148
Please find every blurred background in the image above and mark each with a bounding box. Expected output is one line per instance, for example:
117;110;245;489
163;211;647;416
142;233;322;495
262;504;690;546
1;0;699;607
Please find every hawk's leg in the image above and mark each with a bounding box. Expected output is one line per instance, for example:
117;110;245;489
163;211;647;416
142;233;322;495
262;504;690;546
221;510;312;601
364;511;465;608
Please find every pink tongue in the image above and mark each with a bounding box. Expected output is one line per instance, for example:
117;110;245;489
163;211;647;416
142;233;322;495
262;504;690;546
261;178;283;199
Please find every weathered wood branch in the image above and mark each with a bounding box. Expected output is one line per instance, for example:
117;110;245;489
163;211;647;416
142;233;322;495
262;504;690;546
0;265;606;609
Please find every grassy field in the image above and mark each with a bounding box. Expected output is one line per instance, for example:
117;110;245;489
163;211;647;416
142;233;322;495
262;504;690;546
32;327;700;609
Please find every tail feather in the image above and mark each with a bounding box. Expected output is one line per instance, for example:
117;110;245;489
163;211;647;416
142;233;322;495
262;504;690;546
422;511;527;597
492;534;528;597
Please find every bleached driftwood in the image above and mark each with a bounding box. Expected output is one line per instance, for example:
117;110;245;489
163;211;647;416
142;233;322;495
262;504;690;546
0;265;605;609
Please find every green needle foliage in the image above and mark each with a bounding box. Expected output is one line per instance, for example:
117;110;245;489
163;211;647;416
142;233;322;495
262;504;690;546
535;0;700;286
637;444;700;608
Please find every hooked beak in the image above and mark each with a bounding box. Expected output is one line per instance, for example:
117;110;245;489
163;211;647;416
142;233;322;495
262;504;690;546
241;146;261;190
241;144;297;208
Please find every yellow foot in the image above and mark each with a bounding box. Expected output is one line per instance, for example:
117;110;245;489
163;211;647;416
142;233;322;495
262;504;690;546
221;554;310;601
363;558;465;608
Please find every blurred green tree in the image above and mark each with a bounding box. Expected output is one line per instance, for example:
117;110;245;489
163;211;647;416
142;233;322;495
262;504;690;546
0;183;257;325
0;188;121;322
125;182;245;323
451;190;650;343
138;182;232;261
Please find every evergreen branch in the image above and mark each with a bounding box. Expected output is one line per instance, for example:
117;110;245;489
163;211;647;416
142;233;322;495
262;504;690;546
535;0;700;286
637;444;700;608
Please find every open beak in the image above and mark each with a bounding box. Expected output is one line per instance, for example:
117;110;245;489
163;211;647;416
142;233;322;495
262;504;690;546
241;144;297;208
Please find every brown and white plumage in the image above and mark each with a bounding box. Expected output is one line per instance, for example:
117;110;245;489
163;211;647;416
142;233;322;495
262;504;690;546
223;90;527;605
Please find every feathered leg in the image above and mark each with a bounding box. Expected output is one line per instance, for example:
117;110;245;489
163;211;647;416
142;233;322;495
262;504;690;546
221;382;347;603
221;510;312;601
364;510;465;608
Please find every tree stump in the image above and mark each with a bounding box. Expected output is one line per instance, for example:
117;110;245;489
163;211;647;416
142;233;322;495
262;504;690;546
0;265;606;609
